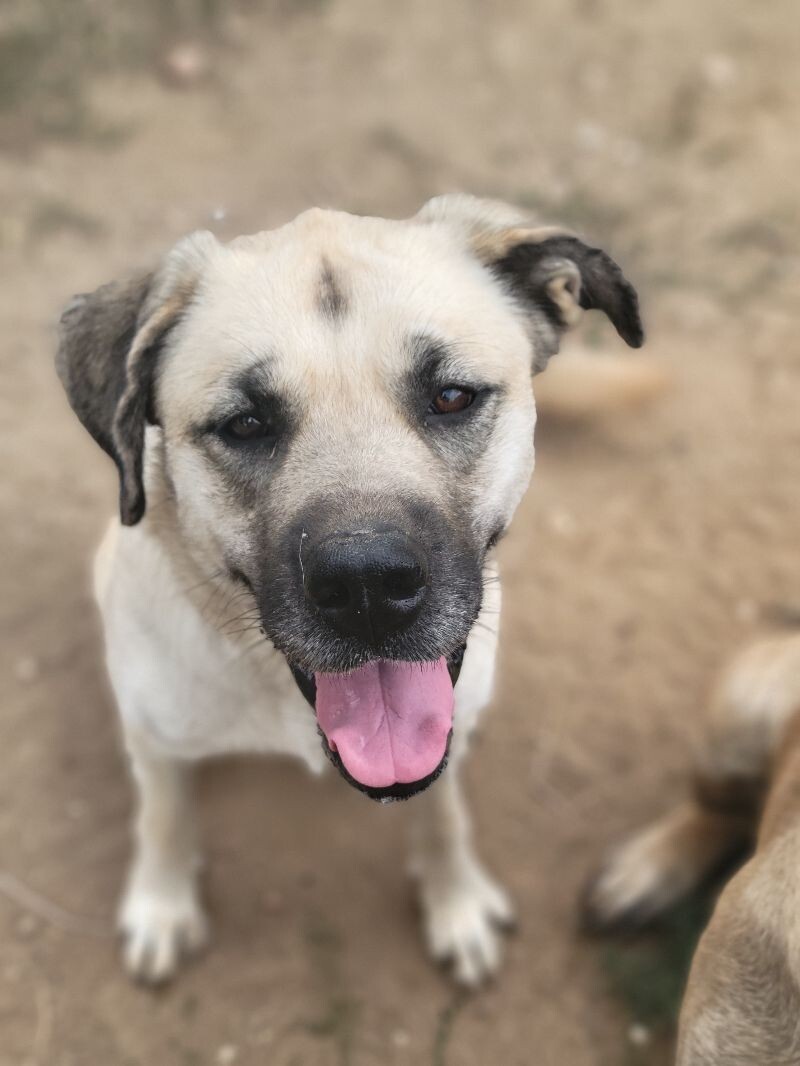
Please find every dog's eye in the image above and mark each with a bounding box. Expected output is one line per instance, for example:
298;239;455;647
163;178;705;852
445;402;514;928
222;414;270;441
429;387;475;415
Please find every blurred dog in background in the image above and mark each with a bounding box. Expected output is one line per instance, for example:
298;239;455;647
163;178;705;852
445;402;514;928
585;628;800;1064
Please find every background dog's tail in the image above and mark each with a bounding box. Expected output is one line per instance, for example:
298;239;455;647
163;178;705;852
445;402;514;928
581;632;800;932
535;347;670;419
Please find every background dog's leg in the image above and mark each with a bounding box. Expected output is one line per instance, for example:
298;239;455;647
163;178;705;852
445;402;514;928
118;734;207;983
406;767;514;985
581;799;752;932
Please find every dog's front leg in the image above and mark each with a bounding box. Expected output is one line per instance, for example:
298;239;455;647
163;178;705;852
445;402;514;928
118;732;207;983
407;766;514;985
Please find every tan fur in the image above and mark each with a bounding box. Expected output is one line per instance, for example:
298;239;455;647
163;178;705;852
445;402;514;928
534;348;670;419
584;632;800;1064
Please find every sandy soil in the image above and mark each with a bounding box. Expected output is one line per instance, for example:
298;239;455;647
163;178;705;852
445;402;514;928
1;2;799;1064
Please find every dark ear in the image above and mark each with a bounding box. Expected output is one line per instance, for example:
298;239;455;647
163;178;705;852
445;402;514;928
488;233;644;354
417;195;644;373
56;231;216;525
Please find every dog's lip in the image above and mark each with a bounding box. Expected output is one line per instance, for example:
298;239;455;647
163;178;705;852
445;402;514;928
290;661;318;708
288;644;466;710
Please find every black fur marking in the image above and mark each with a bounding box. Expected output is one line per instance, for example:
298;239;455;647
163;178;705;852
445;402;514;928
57;275;153;525
289;663;318;706
113;335;168;526
405;336;497;404
229;566;255;592
56;273;191;525
485;522;507;552
693;773;765;819
400;335;503;472
317;259;346;321
492;236;644;349
191;361;300;508
192;359;283;434
56;277;149;466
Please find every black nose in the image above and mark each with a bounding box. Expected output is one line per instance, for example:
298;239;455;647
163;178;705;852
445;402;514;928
303;529;428;644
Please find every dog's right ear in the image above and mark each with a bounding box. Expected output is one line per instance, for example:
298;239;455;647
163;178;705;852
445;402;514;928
418;195;644;372
56;231;217;526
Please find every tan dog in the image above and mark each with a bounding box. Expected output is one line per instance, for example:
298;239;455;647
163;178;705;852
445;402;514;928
56;195;643;986
584;630;800;1064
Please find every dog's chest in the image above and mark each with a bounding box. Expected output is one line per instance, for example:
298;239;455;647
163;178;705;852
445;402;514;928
96;526;328;771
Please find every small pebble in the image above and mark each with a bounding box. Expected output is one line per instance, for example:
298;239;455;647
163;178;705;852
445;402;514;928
216;1045;238;1065
15;656;40;683
548;508;577;537
702;53;738;89
628;1023;651;1047
391;1029;411;1048
160;43;210;88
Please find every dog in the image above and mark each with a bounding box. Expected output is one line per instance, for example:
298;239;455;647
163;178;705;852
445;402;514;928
56;195;643;985
583;629;800;1063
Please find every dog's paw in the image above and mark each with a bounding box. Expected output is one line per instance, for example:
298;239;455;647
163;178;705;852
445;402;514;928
581;825;691;933
419;862;515;986
118;878;208;984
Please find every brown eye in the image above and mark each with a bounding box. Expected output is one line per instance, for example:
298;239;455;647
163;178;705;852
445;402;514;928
430;386;475;415
223;413;268;441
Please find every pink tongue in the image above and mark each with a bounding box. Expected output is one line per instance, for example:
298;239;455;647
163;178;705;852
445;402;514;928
314;659;454;789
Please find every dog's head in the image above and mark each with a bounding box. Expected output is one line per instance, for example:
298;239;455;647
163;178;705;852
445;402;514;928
57;196;642;800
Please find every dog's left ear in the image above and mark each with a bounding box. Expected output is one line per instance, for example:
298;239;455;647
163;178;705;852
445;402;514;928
56;231;217;525
418;195;644;372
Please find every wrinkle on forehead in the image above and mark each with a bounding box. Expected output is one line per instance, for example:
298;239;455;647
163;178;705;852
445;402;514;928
316;257;347;321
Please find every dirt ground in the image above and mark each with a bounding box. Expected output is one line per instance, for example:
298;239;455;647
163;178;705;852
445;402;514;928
1;2;800;1064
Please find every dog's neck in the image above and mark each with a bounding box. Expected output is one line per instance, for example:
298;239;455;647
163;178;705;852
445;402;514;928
135;430;259;641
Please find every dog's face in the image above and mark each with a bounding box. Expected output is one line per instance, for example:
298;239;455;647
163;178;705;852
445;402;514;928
57;196;642;800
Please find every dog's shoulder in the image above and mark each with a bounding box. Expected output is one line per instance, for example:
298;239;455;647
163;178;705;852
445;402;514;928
678;826;800;1064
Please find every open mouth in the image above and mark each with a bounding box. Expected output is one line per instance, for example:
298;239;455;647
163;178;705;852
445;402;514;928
290;646;465;802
